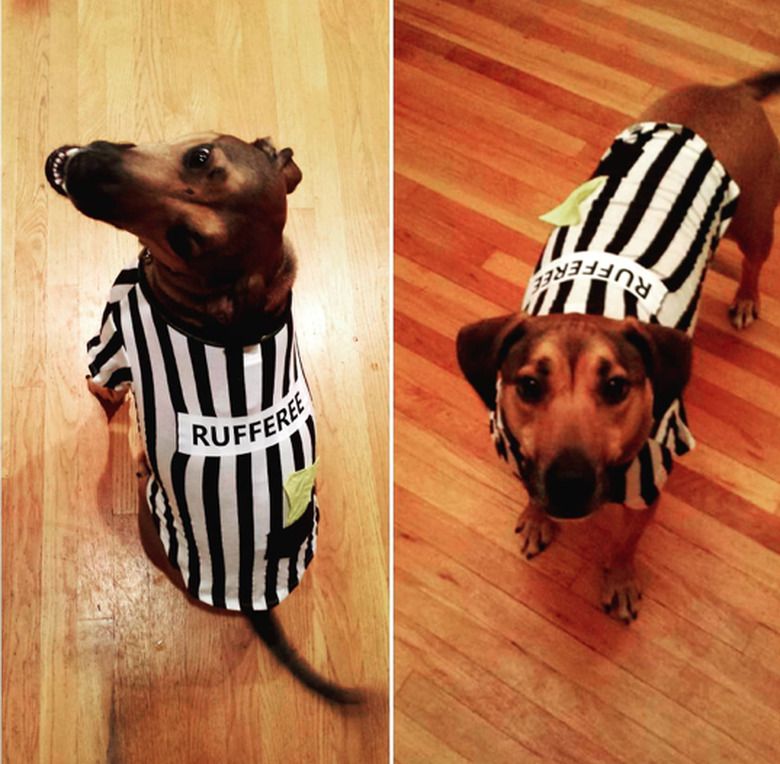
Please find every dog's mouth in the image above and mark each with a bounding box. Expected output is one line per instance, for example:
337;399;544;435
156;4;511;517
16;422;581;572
45;145;81;197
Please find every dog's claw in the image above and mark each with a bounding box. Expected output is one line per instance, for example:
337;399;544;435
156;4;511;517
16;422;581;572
729;298;759;330
515;508;554;559
601;566;643;623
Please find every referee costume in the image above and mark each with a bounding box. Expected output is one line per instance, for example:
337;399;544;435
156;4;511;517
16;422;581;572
492;122;740;509
88;261;319;612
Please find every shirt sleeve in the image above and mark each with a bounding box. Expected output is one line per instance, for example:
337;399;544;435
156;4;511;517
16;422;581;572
87;303;132;392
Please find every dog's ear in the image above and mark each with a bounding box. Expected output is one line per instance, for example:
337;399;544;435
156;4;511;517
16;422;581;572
456;314;527;410
277;147;302;194
253;138;302;193
621;318;692;418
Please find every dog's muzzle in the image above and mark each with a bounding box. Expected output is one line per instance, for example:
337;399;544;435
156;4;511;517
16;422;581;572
45;141;137;221
45;145;81;197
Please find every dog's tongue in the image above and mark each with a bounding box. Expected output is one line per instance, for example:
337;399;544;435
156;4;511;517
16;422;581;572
45;145;80;196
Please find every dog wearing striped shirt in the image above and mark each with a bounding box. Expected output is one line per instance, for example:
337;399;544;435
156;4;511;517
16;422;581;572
457;72;780;623
46;134;362;703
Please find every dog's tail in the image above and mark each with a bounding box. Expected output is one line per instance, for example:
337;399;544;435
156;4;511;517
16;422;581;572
247;609;365;705
739;70;780;101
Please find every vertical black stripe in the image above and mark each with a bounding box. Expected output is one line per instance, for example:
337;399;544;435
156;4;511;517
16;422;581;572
202;457;226;608
260;335;284;609
226;346;255;611
605;130;692;254
585;279;607;316
531;290;546;316
264;444;283;608
636;149;715;269
170;453;198;597
305;415;316;461
128;291;157;468
88;327;124;378
548;279;573;315
281;319;293;397
237;451;255;610
290;431;305;471
287;431;307;592
261;336;276;410
576;129;656;252
638;445;660;507
151;312;201;598
548;226;568;264
623;291;638;318
720;197;738;222
127;290;179;568
575;174;623;252
675;279;703;334
188;339;216;416
664;175;730;293
188;339;225;607
304;496;317;567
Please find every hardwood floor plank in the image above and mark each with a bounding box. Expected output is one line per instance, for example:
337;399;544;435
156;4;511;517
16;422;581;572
397;671;546;763
396;556;697;764
394;709;473;764
396;615;623;764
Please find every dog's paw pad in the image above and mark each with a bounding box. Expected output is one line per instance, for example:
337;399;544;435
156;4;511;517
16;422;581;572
729;298;759;330
516;510;554;559
601;567;642;623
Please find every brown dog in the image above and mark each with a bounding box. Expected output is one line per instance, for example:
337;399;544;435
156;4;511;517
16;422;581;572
457;73;780;622
46;134;362;702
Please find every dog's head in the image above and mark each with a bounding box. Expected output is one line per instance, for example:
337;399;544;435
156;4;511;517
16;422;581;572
45;134;302;280
457;313;692;519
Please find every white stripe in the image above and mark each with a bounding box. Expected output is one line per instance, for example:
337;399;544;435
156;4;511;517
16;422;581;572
220;454;241;609
623;459;643;510
170;330;212;602
139;301;190;577
623;136;704;257
587;136;669;252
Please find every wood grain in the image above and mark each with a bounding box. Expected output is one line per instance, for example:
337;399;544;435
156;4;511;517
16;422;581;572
2;1;389;762
394;1;780;761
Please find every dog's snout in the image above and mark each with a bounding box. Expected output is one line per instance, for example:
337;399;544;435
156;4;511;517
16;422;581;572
63;141;136;221
545;449;597;519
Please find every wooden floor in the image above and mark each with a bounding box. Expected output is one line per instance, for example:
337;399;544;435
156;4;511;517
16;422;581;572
2;1;389;763
394;1;780;762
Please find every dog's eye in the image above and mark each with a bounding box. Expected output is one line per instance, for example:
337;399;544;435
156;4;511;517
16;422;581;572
602;377;630;405
517;376;543;403
185;145;213;169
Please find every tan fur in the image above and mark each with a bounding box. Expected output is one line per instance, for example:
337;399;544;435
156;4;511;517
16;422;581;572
458;72;780;622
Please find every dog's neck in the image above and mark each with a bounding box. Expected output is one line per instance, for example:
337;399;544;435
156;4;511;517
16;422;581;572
140;239;297;343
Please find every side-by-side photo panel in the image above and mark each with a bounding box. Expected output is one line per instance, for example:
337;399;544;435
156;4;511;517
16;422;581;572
3;1;389;761
394;1;780;762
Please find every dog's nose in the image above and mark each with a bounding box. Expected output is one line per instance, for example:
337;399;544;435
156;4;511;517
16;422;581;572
60;141;136;221
545;448;597;519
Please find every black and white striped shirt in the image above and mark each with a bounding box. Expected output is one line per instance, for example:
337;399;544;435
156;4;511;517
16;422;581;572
88;263;319;611
494;123;739;508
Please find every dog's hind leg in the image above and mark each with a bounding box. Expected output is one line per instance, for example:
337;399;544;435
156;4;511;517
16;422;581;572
726;146;779;329
722;75;780;329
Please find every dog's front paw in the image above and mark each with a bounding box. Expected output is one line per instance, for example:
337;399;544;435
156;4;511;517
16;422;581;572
729;297;759;330
601;565;642;623
515;508;554;559
86;375;128;420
